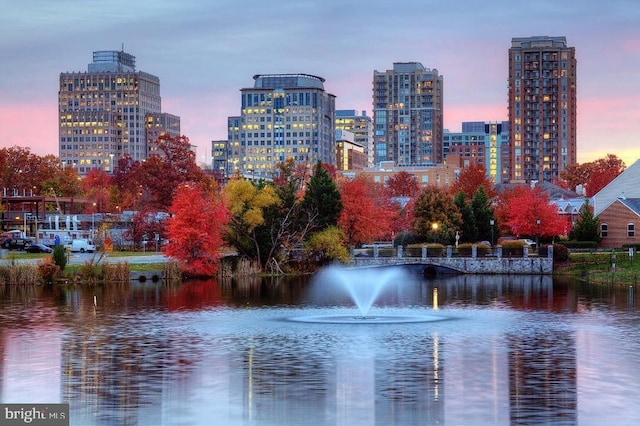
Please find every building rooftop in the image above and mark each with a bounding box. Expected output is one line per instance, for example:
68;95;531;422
251;73;326;90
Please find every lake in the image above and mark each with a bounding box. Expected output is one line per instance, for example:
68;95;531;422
1;270;639;425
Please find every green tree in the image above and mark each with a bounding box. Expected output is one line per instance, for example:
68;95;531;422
570;199;601;242
470;187;495;242
454;192;477;243
52;245;67;271
305;226;350;266
412;186;462;244
302;161;342;232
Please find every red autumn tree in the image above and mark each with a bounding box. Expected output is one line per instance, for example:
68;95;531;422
560;154;625;195
385;171;420;198
449;163;496;200
127;207;167;248
585;154;626;196
338;176;395;246
164;183;229;277
497;186;564;238
112;135;213;212
111;154;142;211
81;168;113;213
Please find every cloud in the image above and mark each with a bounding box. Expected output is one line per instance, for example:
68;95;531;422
1;0;640;168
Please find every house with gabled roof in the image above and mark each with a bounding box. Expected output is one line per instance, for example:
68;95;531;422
592;159;640;216
596;197;640;248
591;159;640;248
551;197;585;236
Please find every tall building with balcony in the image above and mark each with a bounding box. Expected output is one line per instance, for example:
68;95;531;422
373;62;443;166
443;121;510;184
508;36;577;183
335;110;374;167
59;50;168;174
227;73;336;179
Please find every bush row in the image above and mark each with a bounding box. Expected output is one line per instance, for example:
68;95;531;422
0;259;131;286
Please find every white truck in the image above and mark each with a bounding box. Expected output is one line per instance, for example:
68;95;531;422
67;239;96;253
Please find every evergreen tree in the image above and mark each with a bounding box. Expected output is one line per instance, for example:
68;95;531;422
454;192;477;243
302;162;342;232
570;199;601;242
470;187;495;242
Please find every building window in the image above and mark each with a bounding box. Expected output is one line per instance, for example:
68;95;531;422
628;223;635;237
601;223;608;238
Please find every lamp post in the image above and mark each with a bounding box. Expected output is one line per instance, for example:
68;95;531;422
92;202;96;237
536;219;541;254
490;219;495;247
431;222;438;244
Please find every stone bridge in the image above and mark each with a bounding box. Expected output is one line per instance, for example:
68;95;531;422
349;245;554;275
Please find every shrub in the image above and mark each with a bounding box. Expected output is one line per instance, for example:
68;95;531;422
305;227;350;265
37;256;60;284
561;240;598;249
407;243;445;257
393;231;426;247
457;243;491;257
52;245;67;271
539;244;569;262
500;240;525;257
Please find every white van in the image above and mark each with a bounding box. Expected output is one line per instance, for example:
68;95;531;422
67;239;96;253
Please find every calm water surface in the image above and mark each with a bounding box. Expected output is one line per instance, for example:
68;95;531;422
1;273;639;426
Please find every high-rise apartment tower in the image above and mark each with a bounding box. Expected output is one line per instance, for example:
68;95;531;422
508;36;577;183
373;62;443;166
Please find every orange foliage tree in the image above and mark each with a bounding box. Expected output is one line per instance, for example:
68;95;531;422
338;176;395;246
560;154;625;195
495;186;564;238
164;184;229;277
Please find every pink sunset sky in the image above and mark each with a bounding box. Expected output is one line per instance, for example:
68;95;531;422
1;0;639;168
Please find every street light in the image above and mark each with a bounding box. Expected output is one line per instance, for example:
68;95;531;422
536;219;541;254
431;222;439;244
92;202;96;237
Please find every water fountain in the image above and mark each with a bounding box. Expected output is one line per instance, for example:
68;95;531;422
291;265;445;324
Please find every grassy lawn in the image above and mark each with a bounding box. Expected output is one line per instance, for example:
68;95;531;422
62;262;166;275
558;250;640;286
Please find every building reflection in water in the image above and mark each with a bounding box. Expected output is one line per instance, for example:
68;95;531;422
0;273;609;425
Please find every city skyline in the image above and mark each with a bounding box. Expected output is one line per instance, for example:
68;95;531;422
1;0;639;168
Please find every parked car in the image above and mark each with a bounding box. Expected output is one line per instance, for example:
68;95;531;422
519;239;537;250
25;243;53;253
1;238;33;251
